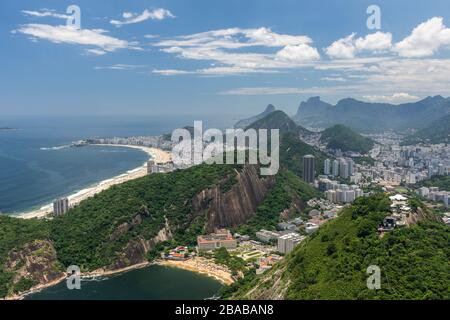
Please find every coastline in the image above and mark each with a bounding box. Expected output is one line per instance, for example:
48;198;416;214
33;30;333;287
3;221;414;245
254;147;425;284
7;257;232;300
6;262;152;300
156;257;234;286
17;144;171;220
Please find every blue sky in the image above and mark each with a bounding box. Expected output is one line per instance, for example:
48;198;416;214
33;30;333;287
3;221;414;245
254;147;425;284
1;0;450;116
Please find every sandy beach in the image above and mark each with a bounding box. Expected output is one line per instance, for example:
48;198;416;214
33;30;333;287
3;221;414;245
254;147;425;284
17;144;171;220
156;257;235;286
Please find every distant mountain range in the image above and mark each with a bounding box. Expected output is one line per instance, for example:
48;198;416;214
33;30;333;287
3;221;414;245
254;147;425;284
237;107;375;153
293;96;450;132
320;124;375;154
234;104;276;129
402;114;450;145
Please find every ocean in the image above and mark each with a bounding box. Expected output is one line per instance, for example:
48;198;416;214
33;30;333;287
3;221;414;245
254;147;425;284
0;115;237;214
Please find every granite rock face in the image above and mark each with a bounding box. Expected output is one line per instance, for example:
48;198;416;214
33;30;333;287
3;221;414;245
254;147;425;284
193;165;275;232
6;240;63;289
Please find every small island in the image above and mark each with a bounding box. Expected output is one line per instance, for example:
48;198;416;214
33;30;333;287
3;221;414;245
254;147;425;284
0;127;19;132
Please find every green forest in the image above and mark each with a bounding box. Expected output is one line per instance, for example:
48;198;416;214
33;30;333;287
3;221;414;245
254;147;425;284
417;175;450;191
320;124;375;154
231;194;450;300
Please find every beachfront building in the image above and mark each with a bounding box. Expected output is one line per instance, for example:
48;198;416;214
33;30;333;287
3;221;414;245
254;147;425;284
53;197;69;215
197;229;237;252
150;161;175;174
147;160;155;174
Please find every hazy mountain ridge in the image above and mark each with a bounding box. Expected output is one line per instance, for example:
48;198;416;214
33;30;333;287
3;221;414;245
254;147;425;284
402;114;450;145
293;96;450;132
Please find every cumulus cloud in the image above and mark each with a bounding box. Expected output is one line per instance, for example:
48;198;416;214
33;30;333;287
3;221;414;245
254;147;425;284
14;24;140;55
110;8;175;26
355;31;392;51
326;32;392;59
276;44;320;62
325;33;357;59
393;17;450;57
362;93;420;103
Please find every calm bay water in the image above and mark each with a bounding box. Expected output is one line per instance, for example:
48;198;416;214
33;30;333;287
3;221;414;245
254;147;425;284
26;265;222;300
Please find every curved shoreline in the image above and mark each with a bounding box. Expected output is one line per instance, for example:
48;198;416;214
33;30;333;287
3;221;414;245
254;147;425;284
15;144;171;220
155;257;234;286
6;262;152;300
7;258;232;300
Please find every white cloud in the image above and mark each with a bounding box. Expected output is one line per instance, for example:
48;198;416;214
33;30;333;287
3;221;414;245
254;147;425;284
355;31;392;51
393;17;450;57
86;49;107;56
153;27;320;75
152;69;192;76
152;66;278;76
361;58;450;95
362;93;420;103
325;33;357;59
95;64;145;70
155;27;313;49
15;24;140;54
110;8;175;26
220;85;360;96
326;32;392;59
144;34;159;39
321;76;347;82
276;44;320;62
22;9;70;19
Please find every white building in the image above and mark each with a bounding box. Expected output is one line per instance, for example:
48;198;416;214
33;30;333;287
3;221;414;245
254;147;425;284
53;198;69;215
277;233;304;254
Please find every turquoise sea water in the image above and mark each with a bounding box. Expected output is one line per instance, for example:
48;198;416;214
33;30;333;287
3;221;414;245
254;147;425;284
0;115;236;214
26;265;222;300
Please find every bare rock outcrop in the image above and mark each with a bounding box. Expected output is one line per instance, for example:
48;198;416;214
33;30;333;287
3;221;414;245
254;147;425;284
193;165;276;232
110;218;172;270
5;240;63;289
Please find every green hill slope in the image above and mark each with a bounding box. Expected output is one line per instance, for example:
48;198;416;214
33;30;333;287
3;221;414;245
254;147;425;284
320;124;374;153
280;132;329;177
0;156;320;298
416;175;450;191
230;194;450;300
246;110;311;135
402;114;450;145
